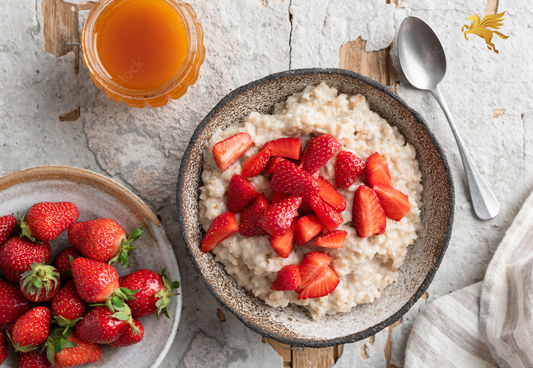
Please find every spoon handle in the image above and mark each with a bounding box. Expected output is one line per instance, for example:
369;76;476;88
431;85;500;220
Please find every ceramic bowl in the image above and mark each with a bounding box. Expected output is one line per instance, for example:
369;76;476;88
0;166;181;367
177;68;454;347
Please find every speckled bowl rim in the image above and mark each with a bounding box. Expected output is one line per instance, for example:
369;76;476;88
177;68;455;347
0;165;182;367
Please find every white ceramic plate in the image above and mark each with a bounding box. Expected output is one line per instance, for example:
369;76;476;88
0;166;181;368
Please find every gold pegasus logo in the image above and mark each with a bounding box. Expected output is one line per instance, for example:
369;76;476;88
462;11;509;54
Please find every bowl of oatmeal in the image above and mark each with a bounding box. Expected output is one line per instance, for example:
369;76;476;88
177;68;454;347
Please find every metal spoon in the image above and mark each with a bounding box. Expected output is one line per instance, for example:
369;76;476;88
397;16;500;220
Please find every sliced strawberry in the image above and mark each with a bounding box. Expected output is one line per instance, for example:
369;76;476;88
296;251;332;293
318;177;346;212
309;196;343;232
297;266;339;300
298;195;315;215
352;185;386;237
335;151;366;188
258;196;302;236
270;265;301;291
270;221;296;258
302;135;341;174
201;212;239;253
266;157;285;174
295;215;324;245
271;191;288;205
242;148;272;177
373;184;411;221
366;152;392;188
315;230;348;249
239;194;270;237
263;138;302;160
212;132;253;172
271;160;319;197
227;175;260;213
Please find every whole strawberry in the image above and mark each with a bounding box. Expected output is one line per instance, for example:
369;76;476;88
68;219;142;268
0;237;51;283
46;330;102;368
75;306;130;344
20;260;61;302
20;202;79;243
109;317;144;347
0;279;33;329
0;331;7;365
120;269;180;318
18;350;52;368
53;247;80;281
10;306;52;352
52;280;88;329
0;215;17;246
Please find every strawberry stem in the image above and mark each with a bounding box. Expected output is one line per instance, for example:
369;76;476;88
18;212;41;244
154;268;180;319
108;227;143;269
20;260;60;301
45;327;78;367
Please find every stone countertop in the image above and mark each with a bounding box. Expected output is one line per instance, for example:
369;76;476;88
1;0;531;366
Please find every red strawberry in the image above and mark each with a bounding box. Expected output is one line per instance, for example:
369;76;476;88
68;219;142;269
271;159;320;197
309;196;343;232
52;280;89;328
19;260;60;302
201;212;239;253
258;196;302;236
296;251;332;293
53;247;80;281
20;202;79;243
18;350;51;368
297;266;339;300
315;230;348;249
353;185;386;237
75;306;127;344
0;215;17;246
366;152;393;188
51;331;102;367
270;265;301;291
335;151;366;188
295;215;324;245
262;138;302;160
270;221;296;258
302;135;341;174
226;175;260;213
239;194;270;237
0;279;33;330
10;306;52;352
242;148;272;177
265;157;285;174
318;177;346;212
109;318;144;347
271;191;288;204
0;237;51;283
120;269;180;318
71;257;119;303
298;195;315;215
212;132;253;172
0;331;7;365
373;184;411;221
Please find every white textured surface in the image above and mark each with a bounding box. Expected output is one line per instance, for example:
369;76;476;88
0;0;531;366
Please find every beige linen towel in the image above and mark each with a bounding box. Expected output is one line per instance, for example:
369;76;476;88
405;191;533;368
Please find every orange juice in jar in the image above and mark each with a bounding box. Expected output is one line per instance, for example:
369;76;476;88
82;0;205;108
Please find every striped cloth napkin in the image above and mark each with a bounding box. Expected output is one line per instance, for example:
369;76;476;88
405;191;533;368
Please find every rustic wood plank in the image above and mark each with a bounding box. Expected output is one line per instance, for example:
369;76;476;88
293;347;337;368
485;0;499;15
262;337;292;367
59;107;81;122
384;318;403;368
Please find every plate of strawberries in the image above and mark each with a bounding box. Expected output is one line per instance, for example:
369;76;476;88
0;166;181;368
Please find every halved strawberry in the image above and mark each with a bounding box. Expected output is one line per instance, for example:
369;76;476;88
296;251;332;293
366;153;392;188
318;177;346;212
201;212;239;253
302;135;341;174
270;265;301;291
266;157;285;174
335;151;366;188
263;138;302;160
373;184;411;221
242;148;272;177
315;230;348;249
270;221;296;258
271;160;319;197
258;196;302;236
295;215;324;245
227;175;260;213
212;133;253;172
297;266;339;300
309;196;343;232
352;185;386;237
271;191;288;205
239;194;270;237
